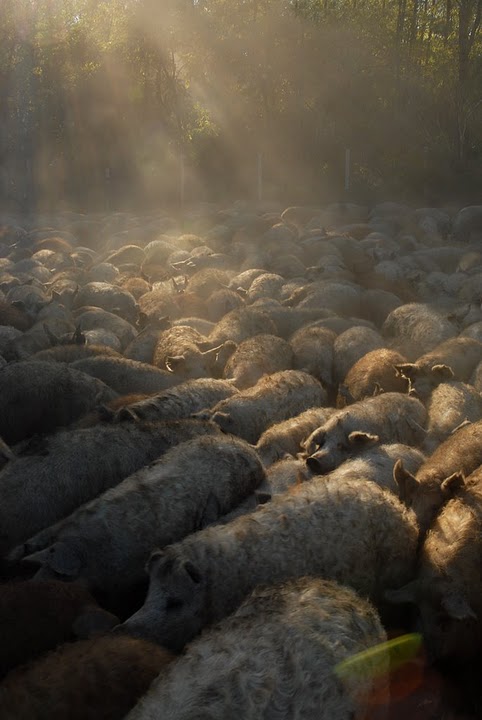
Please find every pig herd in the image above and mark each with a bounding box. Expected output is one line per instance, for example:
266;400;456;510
1;200;482;719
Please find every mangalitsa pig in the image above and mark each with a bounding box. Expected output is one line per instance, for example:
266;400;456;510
125;577;388;720
20;435;265;595
387;465;482;663
303;392;427;473
119;476;418;651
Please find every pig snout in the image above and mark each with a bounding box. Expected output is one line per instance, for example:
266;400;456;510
306;451;335;474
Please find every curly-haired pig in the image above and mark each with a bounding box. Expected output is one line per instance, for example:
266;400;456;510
337;348;409;407
0;418;222;554
115;378;238;423
0;579;118;679
303;392;427;473
0;635;173;720
386;465;482;663
125;577;388;720
395;336;482;400
254;406;335;467
393;418;482;536
119;476;418;650
205;370;327;444
0;361;118;444
222;333;294;389
19;435;265;595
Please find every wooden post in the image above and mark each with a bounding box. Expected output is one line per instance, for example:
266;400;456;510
104;167;111;212
344;148;351;193
180;152;185;211
257;152;263;203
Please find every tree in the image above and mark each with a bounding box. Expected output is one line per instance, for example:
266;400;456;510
0;0;479;211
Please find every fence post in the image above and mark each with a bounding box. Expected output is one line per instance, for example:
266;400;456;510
257;152;263;203
344;148;351;193
180;152;185;211
104;167;111;212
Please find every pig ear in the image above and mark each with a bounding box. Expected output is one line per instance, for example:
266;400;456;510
301;429;325;450
72;605;120;639
201;343;226;358
221;340;237;354
441;592;477;621
197;492;221;529
372;382;384;397
213;341;237;368
157;315;171;330
212;411;232;429
315;430;327;447
27;542;83;578
117;406;139;423
196;340;212;352
165;355;185;372
348;431;379;446
451;419;472;435
393;459;419;505
431;364;454;381
384;580;419;605
146;549;172;575
191;409;212;421
0;436;15;466
72;325;86;345
146;550;166;573
441;472;465;498
395;363;418;380
170;276;182;292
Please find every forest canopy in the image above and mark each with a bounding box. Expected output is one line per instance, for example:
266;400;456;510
0;0;480;212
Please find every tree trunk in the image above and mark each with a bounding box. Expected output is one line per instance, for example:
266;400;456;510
455;0;481;165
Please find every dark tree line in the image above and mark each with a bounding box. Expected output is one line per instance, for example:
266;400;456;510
0;0;480;213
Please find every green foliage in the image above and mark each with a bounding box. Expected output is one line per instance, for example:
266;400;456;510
0;0;480;211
